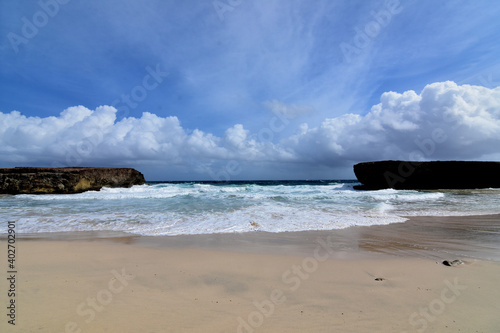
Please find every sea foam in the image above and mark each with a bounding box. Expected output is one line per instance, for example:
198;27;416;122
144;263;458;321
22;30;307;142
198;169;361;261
2;181;500;236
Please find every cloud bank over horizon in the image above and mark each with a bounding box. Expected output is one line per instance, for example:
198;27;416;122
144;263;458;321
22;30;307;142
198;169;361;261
2;1;500;180
1;81;499;180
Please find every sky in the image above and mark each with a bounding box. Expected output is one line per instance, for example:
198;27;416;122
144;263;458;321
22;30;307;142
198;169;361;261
1;0;500;181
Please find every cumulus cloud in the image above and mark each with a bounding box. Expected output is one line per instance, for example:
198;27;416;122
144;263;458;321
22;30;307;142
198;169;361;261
0;105;280;173
1;81;499;179
281;81;500;164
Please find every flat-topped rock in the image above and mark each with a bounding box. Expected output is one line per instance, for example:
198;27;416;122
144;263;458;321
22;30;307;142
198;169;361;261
353;160;500;190
0;167;145;194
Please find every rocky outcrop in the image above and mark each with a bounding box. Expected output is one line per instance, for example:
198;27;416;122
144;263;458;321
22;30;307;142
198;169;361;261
0;167;146;194
353;160;500;190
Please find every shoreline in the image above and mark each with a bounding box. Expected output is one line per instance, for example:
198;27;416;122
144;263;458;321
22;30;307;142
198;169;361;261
11;214;500;262
1;214;499;332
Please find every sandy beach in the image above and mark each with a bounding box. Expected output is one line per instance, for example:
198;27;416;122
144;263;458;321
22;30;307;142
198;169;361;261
1;215;500;332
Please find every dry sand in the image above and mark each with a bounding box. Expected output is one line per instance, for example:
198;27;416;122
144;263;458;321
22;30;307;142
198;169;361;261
1;215;500;332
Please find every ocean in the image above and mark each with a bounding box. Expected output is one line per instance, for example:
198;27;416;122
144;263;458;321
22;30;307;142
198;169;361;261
1;180;500;236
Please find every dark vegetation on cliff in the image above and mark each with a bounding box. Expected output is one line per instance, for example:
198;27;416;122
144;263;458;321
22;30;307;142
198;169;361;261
354;160;500;190
0;167;145;194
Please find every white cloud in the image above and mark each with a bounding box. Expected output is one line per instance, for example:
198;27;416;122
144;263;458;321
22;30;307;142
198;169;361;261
1;81;499;179
282;81;500;164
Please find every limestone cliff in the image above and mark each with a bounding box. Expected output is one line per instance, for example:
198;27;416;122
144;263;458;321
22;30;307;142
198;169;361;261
353;160;500;190
0;167;146;194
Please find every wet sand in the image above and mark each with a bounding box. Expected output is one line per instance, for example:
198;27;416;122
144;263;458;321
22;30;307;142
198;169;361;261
1;215;500;332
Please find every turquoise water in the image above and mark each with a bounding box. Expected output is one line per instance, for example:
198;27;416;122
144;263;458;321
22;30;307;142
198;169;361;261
1;180;500;236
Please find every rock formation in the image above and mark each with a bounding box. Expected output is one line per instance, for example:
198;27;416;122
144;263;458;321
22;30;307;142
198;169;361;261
0;167;146;194
353;160;500;190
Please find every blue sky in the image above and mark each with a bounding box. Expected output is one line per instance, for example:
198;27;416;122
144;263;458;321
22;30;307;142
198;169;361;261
1;0;500;180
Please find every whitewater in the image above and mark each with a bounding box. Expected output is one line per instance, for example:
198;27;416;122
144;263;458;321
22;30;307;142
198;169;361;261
1;180;500;236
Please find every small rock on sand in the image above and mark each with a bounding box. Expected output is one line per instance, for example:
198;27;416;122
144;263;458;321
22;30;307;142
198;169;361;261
442;259;464;267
